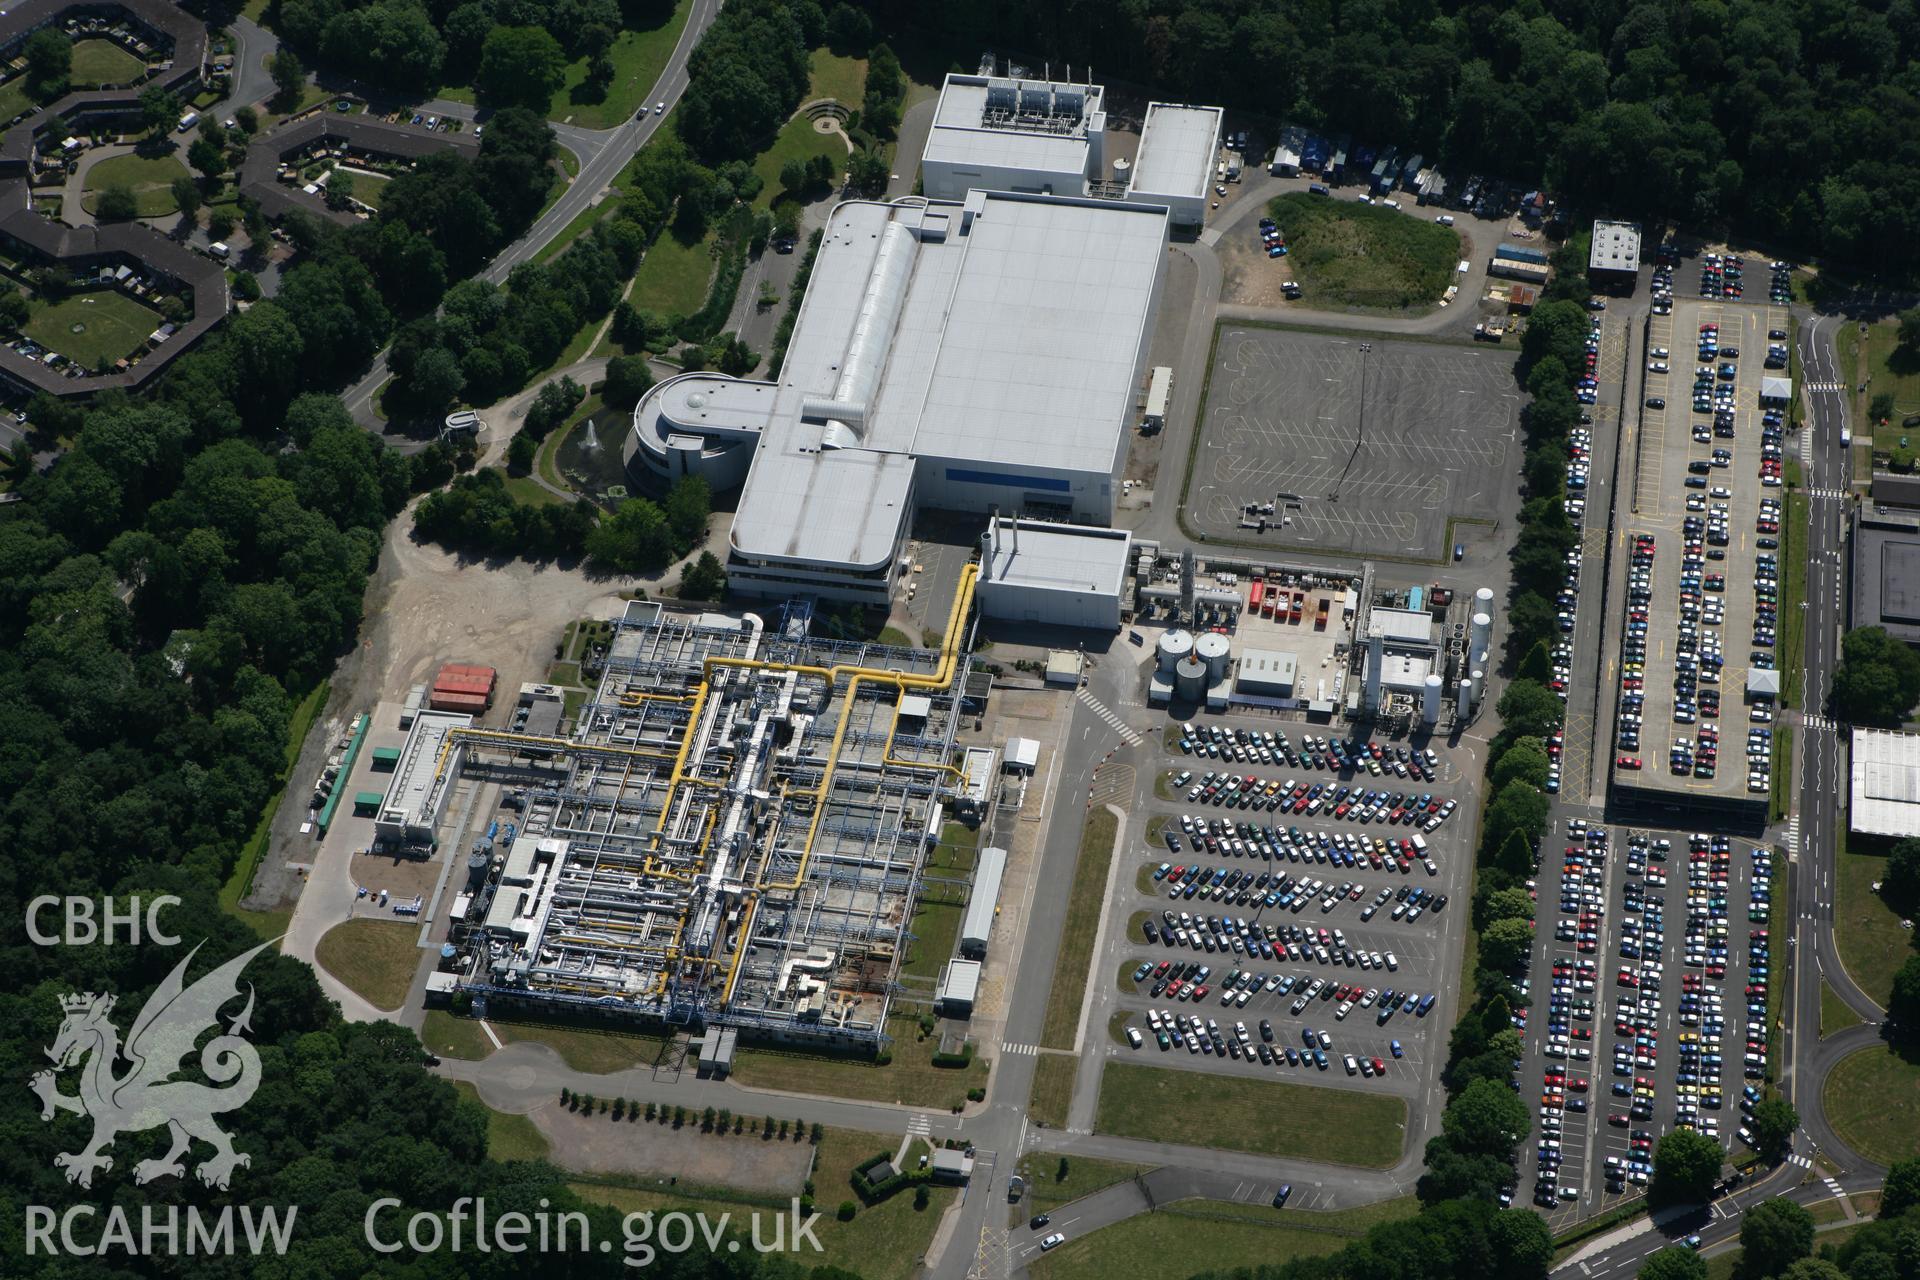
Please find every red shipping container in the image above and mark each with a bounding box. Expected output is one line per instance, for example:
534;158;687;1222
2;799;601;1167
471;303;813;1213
434;674;493;695
430;692;490;713
440;663;495;682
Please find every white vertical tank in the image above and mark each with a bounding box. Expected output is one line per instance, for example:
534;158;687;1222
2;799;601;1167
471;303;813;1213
1474;586;1495;620
1195;631;1231;682
1471;668;1485;710
1158;629;1194;676
1422;674;1443;725
1456;678;1475;719
1470;612;1492;658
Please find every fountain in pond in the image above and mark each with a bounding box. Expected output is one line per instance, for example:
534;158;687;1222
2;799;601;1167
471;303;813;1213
555;412;632;504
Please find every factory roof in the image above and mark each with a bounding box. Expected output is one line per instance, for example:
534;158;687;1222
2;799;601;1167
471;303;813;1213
1589;220;1641;273
1130;102;1222;201
937;958;982;1006
981;519;1131;596
1378;653;1433;690
658;193;1164;568
1237;648;1299;685
1852;510;1920;645
923;74;1100;182
1850;727;1920;838
1368;606;1435;647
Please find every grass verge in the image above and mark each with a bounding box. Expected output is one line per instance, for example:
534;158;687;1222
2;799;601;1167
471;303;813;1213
1819;980;1864;1036
489;1020;668;1073
1030;1196;1416;1280
451;1081;552;1161
419;1008;497;1060
902;897;962;981
751;113;846;209
1019;1155;1154;1209
1093;1062;1405;1167
1028;1053;1077;1129
314;918;420;1011
1770;724;1794;823
1821;1046;1920;1168
730;1014;986;1109
1038;807;1119;1049
1836;831;1911;1007
1782;490;1808;705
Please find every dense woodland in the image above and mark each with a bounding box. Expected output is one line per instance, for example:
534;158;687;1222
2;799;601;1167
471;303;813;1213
858;0;1920;275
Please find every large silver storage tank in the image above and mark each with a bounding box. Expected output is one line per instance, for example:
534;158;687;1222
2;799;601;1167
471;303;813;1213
1158;629;1194;676
1422;674;1444;724
1474;586;1495;618
1194;631;1231;682
1175;657;1208;703
1470;612;1492;658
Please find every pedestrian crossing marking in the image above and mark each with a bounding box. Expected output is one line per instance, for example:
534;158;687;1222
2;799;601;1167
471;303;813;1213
1804;487;1848;500
907;1113;932;1135
1001;1042;1043;1057
1806;381;1844;393
1077;689;1144;746
1803;713;1836;732
1784;815;1799;854
1787;1153;1813;1168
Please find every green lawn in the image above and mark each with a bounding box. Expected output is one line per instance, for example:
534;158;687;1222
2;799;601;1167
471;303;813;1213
492;468;564;507
926;820;980;874
341;170;390;209
259;82;332;131
0;78;32;125
1867;320;1920;420
1821;1046;1920;1167
729;1014;986;1109
1835;833;1915;1007
81;151;192;218
1030;1196;1417;1280
419;1008;497;1061
1094;1062;1407;1167
903;897;962;981
1819;980;1863;1036
314;918;421;1011
571;1127;954;1280
752;113;847;209
69;38;145;87
20;288;161;368
807;49;867;104
630;226;717;316
451;1081;552;1161
1039;808;1118;1048
493;1020;669;1073
1266;191;1460;310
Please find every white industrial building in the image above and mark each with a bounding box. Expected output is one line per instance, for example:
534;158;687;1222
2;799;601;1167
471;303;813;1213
959;845;1007;959
624;192;1167;604
976;517;1132;629
1125;102;1222;227
921;75;1107;204
937;959;982;1017
1235;648;1298;699
1850;727;1920;838
919;74;1219;229
373;709;473;844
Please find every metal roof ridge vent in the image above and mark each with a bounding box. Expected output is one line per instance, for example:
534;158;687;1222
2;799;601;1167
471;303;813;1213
813;219;916;449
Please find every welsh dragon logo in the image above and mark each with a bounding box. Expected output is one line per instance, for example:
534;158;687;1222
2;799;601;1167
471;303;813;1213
30;940;270;1190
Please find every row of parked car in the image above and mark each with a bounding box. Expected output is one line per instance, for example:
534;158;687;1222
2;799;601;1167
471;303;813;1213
1171;767;1460;829
1161;813;1440;877
1129;1006;1405;1080
1176;723;1442;781
1140;905;1438;979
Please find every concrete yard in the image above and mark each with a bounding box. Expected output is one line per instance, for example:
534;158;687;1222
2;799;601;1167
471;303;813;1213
1187;326;1521;561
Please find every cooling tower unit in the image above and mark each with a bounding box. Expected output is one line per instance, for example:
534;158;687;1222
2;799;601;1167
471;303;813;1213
1175;657;1208;703
1195;631;1231;682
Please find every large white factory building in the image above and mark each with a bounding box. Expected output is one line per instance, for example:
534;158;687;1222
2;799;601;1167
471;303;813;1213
624;190;1168;605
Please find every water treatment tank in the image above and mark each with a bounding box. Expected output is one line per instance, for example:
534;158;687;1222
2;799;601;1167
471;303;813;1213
1158;629;1194;676
1195;631;1231;681
466;850;490;889
1175;656;1208;703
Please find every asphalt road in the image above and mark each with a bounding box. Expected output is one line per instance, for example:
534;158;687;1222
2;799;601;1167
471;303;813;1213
337;0;724;431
